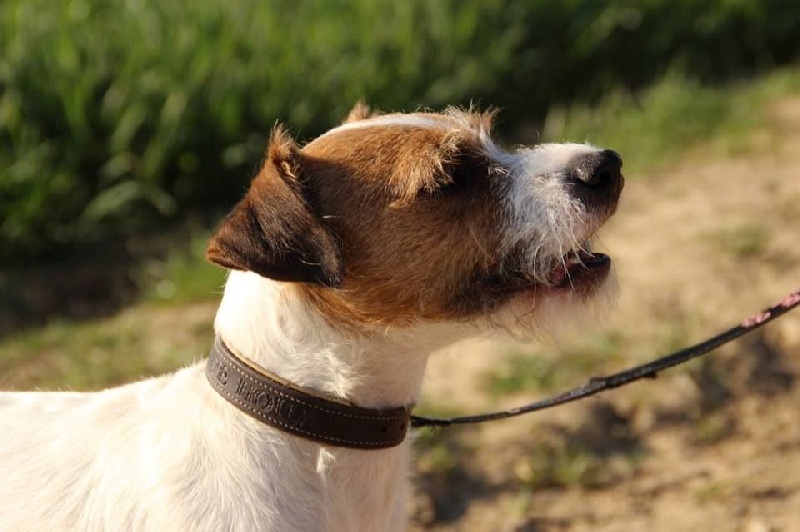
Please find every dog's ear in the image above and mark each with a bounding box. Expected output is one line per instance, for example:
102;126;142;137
206;126;343;287
343;100;378;124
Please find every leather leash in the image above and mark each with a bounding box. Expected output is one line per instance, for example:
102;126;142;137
205;288;799;448
410;288;800;428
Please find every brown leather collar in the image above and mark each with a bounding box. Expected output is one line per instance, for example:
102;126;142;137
205;338;412;449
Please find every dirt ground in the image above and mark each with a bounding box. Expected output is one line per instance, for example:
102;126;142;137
411;99;800;531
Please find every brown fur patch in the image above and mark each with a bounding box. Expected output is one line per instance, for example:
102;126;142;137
343;101;379;124
206;126;343;286
289;111;510;328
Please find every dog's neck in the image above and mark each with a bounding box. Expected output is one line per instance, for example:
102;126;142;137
212;270;467;530
214;271;461;410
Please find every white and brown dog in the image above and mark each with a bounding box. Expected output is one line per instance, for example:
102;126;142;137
0;105;623;531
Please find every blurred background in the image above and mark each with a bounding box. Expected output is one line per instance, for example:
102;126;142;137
1;1;799;529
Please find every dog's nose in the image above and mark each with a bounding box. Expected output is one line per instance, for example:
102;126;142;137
567;149;624;209
584;150;622;187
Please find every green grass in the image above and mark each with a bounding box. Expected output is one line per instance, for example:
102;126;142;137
138;232;227;305
514;439;640;490
692;412;736;445
0;305;214;390
0;230;224;390
694;482;726;503
484;353;575;396
699;223;771;260
544;68;800;174
483;332;627;397
0;0;529;259
5;0;800;259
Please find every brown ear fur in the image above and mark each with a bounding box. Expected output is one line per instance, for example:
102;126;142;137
206;126;343;286
343;100;379;123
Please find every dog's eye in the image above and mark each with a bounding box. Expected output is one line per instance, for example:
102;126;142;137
435;153;490;195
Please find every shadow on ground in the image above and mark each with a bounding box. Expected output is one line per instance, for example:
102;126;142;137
0;228;210;339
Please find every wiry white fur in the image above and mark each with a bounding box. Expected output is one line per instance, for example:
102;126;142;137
0;113;615;531
430;110;602;283
318;114;445;138
488;140;599;282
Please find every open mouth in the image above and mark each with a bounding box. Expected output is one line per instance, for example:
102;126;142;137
547;244;611;291
483;240;612;298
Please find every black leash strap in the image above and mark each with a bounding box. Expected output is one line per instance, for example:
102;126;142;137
410;288;800;429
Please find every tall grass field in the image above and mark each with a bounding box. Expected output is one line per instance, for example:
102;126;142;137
3;0;800;261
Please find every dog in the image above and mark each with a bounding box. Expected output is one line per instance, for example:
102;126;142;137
0;104;623;531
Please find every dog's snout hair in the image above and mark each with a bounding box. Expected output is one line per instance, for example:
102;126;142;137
0;104;623;531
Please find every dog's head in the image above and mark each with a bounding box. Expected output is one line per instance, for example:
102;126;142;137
207;105;623;332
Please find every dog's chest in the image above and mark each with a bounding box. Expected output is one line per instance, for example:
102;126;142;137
0;366;409;531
